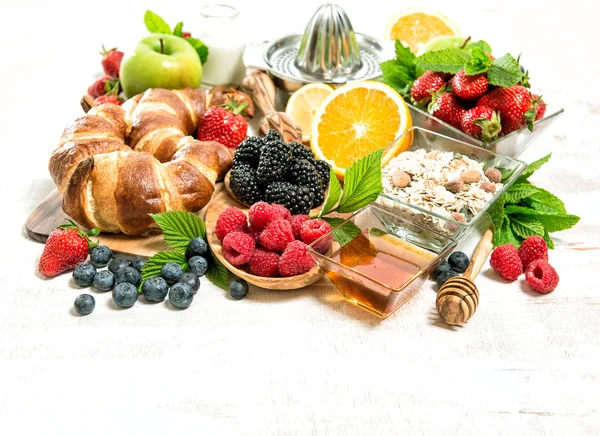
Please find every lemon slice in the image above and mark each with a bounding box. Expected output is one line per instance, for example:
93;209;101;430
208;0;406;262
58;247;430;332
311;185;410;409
285;83;334;143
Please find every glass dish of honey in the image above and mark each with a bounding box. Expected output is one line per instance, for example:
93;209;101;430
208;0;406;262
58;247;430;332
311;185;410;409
307;205;456;318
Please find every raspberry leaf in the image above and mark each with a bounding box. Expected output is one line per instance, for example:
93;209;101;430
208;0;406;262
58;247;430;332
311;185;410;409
150;211;206;253
140;251;188;293
205;249;229;290
464;47;492;75
318;168;342;217
415;48;472;74
337;149;384;213
144;10;172;34
322;217;361;247
487;54;521;87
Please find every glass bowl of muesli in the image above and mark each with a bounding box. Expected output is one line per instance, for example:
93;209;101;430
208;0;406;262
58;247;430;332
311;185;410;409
376;127;527;242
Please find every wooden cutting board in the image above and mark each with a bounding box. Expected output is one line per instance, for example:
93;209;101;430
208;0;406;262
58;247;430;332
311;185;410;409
25;184;225;257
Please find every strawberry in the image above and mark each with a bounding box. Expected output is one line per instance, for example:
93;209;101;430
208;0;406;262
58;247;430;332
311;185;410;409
182;31;192;38
460;106;501;142
101;45;124;78
197;101;249;148
429;92;466;129
94;95;122;106
38;220;99;277
410;71;448;106
87;75;112;98
477;85;536;134
451;70;488;101
533;94;546;120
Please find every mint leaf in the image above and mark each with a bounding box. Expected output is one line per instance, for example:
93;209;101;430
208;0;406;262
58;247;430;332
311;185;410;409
469;40;492;54
543;230;555;250
506;223;522;247
487;195;506;233
487;54;521;87
140;251;188;291
322;217;361;246
504;205;580;233
415;48;472;74
510;214;545;238
205;250;229;290
185;37;209;64
493;216;510;246
395;40;416;67
337;149;384;213
523;188;567;214
150;211;206;253
318;168;342;217
380;60;414;99
517;153;551;181
503;183;541;203
464;47;491;75
144;10;172;34
173;22;184;37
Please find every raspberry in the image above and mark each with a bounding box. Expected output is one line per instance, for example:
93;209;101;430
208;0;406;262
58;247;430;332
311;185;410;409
525;259;559;294
518;236;548;269
259;219;294;253
287;214;310;239
271;204;291;220
222;232;255;266
247;227;262;244
300;219;332;254
279;241;315;277
215;206;248;242
249;249;280;277
248;202;276;231
489;243;523;281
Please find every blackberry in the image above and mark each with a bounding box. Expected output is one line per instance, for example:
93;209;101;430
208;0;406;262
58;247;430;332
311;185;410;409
265;181;314;215
289;141;314;161
313;160;331;189
233;136;264;168
287;159;324;207
263;129;282;143
256;140;292;184
229;163;263;205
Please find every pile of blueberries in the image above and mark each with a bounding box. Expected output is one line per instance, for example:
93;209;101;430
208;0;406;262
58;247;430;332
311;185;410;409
432;251;470;289
73;237;248;316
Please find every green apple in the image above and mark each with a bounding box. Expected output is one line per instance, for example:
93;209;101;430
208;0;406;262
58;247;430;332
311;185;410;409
417;36;471;56
120;34;202;98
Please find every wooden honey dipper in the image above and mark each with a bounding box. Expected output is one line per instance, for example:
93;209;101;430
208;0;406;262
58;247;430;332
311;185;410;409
436;229;494;326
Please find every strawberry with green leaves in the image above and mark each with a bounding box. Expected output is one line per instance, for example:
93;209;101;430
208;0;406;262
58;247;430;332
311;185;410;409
410;71;448;106
477;85;537;134
460;106;501;142
451;70;488;101
429;92;466;129
198;101;249;148
39;220;100;277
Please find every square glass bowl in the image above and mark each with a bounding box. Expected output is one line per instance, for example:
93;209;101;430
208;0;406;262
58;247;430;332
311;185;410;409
408;104;564;159
375;127;527;242
307;205;456;318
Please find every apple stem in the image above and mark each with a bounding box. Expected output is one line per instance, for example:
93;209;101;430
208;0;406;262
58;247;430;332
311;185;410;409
460;36;472;50
159;37;164;54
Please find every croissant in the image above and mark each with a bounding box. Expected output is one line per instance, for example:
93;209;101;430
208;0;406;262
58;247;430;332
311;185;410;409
49;88;234;235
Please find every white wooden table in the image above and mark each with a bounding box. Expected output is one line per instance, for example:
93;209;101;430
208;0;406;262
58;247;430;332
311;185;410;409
1;1;599;434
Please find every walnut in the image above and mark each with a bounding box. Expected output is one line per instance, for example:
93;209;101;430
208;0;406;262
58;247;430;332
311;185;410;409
461;169;481;184
485;168;502;184
480;181;497;193
391;169;411;188
451;212;467;223
444;179;464;193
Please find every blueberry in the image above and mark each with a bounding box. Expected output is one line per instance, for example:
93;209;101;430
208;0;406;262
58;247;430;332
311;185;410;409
90;245;113;267
112;282;138;308
229;279;249;300
74;294;95;315
432;261;452;280
188;256;208;277
187;237;208;258
169;282;194;309
178;272;200;294
448;251;470;273
161;262;184;285
73;263;97;287
93;270;115;291
131;257;147;272
436;270;459;289
141;276;169;302
115;266;142;287
108;257;131;274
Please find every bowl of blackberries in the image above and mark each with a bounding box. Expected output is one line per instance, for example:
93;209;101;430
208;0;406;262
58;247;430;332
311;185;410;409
431;251;470;289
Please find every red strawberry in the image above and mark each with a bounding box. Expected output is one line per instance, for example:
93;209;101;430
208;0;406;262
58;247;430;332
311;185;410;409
94;95;122;106
533;94;547;120
477;85;536;134
101;45;124;78
429;92;466;129
87;75;112;98
451;70;488;101
38;220;99;277
198;101;249;148
410;71;448;106
182;32;192;38
460;106;501;142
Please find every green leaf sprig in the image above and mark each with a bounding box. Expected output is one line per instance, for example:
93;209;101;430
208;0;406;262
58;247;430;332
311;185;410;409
140;211;228;291
488;154;580;249
144;10;209;64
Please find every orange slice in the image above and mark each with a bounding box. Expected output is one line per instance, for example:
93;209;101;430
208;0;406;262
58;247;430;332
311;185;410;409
385;8;460;54
285;83;334;143
310;81;412;180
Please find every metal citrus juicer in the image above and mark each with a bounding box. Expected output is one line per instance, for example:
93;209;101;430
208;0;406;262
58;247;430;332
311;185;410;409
242;3;387;141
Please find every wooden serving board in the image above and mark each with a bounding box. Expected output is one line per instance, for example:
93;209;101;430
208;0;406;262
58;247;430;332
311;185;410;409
25;185;225;257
